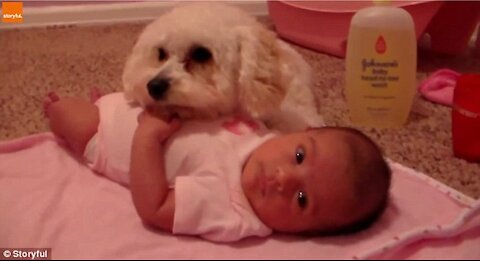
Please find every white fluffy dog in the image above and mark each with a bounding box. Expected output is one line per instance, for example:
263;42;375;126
122;2;323;132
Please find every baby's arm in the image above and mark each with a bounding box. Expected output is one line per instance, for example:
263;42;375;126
130;110;181;232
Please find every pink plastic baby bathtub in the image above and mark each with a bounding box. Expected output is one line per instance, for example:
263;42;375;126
267;0;443;57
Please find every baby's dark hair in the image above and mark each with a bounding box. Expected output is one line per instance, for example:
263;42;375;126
309;126;392;236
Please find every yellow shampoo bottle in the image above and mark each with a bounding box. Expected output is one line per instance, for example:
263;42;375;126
345;2;417;128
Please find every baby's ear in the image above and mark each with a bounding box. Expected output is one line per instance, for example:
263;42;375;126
235;26;286;120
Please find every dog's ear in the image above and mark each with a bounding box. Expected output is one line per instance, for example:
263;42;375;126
122;53;135;102
122;42;148;105
271;40;325;130
236;25;323;131
236;26;286;120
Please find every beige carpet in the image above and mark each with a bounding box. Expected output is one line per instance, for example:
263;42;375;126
0;20;479;199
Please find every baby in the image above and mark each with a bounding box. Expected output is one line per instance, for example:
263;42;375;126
44;91;391;242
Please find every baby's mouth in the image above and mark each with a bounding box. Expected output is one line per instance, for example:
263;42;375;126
258;166;281;197
260;175;266;197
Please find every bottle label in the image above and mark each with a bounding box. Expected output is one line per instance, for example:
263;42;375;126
346;28;416;126
361;58;399;89
453;104;479;119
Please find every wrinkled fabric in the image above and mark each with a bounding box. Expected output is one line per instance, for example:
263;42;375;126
1;133;479;259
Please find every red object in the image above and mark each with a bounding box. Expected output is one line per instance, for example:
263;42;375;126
452;74;480;162
425;1;480;55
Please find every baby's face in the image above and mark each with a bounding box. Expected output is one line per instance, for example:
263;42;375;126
242;129;357;233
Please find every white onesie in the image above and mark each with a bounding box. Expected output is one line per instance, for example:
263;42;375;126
84;92;278;242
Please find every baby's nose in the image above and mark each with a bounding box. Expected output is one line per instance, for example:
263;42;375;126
274;167;299;193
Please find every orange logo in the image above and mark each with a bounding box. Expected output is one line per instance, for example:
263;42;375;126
2;2;23;23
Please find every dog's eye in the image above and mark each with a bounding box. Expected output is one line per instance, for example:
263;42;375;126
158;48;168;61
190;46;212;63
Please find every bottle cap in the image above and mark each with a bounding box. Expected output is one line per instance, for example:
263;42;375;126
373;0;391;6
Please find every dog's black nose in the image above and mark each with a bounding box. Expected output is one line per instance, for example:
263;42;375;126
147;78;170;100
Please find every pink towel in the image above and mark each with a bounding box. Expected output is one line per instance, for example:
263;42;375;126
0;133;479;259
418;69;460;106
418;69;461;106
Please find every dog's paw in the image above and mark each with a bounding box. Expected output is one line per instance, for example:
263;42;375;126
304;113;326;128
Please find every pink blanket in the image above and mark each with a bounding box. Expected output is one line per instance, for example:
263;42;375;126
1;133;479;259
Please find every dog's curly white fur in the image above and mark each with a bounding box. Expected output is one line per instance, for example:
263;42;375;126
122;3;324;132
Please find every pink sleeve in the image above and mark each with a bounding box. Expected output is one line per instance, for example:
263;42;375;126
173;175;251;242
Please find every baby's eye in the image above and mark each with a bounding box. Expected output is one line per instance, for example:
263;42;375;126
297;191;308;209
295;146;305;164
158;48;168;61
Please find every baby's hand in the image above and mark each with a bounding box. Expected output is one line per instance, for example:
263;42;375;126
136;109;181;142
